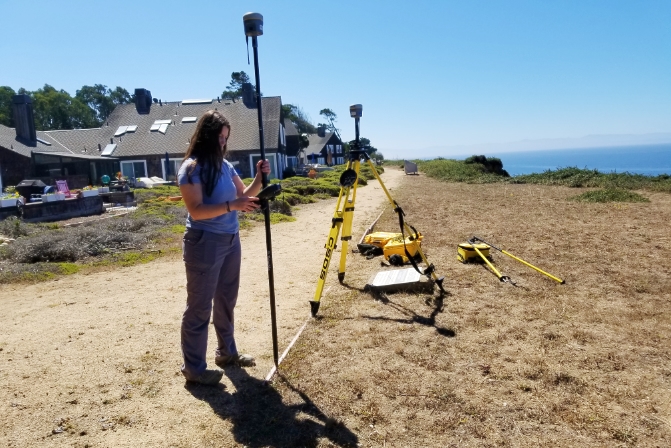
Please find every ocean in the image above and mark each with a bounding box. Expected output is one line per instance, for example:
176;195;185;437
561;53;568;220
486;143;671;176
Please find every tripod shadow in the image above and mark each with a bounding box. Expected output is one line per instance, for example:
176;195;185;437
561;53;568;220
185;367;358;447
362;291;456;337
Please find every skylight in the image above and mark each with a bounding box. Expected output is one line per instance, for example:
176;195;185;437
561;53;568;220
158;124;169;134
114;126;127;137
36;137;52;146
181;117;197;123
153;119;172;125
181;99;211;105
150;124;160;132
101;144;117;156
126;125;138;132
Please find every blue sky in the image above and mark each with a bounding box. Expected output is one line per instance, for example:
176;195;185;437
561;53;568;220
2;0;670;159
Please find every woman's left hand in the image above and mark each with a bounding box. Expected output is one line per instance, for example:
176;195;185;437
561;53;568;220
256;159;271;175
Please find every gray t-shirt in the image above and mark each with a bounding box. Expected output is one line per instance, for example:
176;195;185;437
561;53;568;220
178;158;239;234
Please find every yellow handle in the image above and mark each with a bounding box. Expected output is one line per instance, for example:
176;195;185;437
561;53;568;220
472;245;505;280
502;250;564;284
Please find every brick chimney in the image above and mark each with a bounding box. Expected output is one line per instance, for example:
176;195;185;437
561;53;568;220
12;94;37;146
134;88;152;114
242;83;257;108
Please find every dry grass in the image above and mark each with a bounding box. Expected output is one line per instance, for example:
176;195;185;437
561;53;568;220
278;174;671;447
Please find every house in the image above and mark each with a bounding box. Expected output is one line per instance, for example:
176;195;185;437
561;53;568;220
283;118;305;168
0;89;286;190
0;95;116;190
304;128;345;166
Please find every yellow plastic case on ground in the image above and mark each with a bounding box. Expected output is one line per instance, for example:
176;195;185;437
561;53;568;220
383;234;423;263
363;232;403;249
457;242;491;263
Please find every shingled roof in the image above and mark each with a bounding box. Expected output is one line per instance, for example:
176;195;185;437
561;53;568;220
1;97;282;159
283;118;298;136
305;131;335;156
0;124;72;157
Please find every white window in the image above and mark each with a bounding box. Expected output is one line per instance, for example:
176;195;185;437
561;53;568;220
162;158;182;182
336;145;342;154
249;154;278;179
120;160;147;180
336;157;344;165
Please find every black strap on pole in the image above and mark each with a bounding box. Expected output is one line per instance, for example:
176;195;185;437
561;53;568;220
251;35;279;368
394;202;424;276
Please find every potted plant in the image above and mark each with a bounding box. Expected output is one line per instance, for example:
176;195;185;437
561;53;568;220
0;189;19;208
80;186;99;198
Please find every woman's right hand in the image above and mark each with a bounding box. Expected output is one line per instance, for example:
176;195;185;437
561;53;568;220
231;196;260;212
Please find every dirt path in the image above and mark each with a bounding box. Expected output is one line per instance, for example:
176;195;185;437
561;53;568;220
0;167;405;446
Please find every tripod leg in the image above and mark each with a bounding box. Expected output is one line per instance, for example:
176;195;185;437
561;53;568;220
310;167;351;317
337;160;360;282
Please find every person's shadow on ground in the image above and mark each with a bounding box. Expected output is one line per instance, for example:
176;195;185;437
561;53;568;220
185;367;359;447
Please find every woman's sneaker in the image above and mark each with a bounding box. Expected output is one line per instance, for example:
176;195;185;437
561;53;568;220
190;368;224;385
215;354;256;368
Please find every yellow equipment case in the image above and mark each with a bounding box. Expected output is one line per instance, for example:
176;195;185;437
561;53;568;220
383;234;423;263
457;242;491;263
360;232;423;263
362;232;403;249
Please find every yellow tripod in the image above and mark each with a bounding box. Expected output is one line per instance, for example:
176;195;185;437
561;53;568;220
310;107;445;317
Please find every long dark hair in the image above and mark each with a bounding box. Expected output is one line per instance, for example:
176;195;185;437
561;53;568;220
183;110;231;197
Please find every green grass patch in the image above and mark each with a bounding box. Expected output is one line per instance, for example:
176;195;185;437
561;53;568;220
246;212;297;224
418;158;509;183
404;158;671;194
168;224;187;234
115;251;157;267
512;167;671;192
132;185;182;203
57;262;81;275
569;188;650;203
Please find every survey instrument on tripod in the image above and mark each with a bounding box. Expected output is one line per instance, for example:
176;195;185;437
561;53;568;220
471;236;565;284
243;12;279;368
310;104;446;317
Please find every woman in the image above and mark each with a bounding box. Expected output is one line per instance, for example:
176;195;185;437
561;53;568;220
178;110;270;385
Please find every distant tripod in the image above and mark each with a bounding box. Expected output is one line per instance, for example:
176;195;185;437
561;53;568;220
309;105;445;317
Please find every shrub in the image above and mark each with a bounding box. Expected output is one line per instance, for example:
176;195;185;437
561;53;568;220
4;217;161;263
569;188;650;203
0;217;31;238
464;155;510;176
